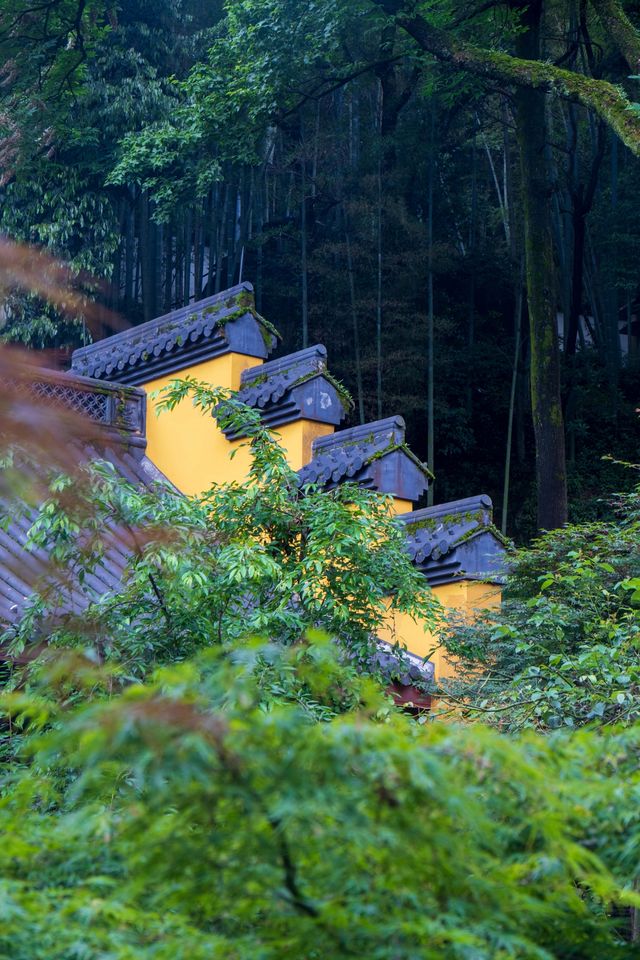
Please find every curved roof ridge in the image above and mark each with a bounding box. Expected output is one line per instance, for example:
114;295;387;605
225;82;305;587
223;343;348;437
71;283;277;385
401;494;507;585
312;415;406;453
241;344;327;385
299;414;429;502
400;494;494;525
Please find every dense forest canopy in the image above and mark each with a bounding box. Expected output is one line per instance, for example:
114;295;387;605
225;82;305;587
0;0;639;536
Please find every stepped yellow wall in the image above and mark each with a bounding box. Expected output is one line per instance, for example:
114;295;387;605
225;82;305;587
141;345;501;679
143;353;258;495
274;421;334;472
380;580;502;679
142;353;342;493
390;498;414;515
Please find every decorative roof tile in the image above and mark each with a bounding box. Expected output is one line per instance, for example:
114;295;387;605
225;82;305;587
2;367;146;451
401;495;507;586
71;283;277;386
224;344;349;436
298;416;431;503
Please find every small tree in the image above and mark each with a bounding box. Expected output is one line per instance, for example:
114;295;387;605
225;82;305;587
2;638;640;958
4;379;439;688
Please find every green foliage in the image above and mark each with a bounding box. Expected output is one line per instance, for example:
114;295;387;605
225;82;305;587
442;477;640;730
3;2;640;950
109;0;373;212
0;0;111;118
3;640;640;959
2;377;640;955
0;0;215;344
1;0;639;529
4;380;438;684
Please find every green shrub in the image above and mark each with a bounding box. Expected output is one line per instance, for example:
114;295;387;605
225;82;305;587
1;641;640;959
442;478;640;730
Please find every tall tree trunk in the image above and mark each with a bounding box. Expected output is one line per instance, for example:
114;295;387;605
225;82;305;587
233;166;253;287
112;197;125;313
175;212;184;306
312;100;320;198
502;257;525;534
183;208;192;305
513;0;567;530
205;189;216;296
481;126;509;246
344;213;365;425
140;191;156;322
466;126;477;417
164;217;173;311
215;179;229;294
300;142;309;348
228;168;247;287
256;174;264;313
565;113;605;358
224;173;238;289
516;340;528;465
194;208;203;301
426;105;435;506
155;220;163;314
376;80;384;419
134;237;141;308
605;130;621;411
124;193;135;317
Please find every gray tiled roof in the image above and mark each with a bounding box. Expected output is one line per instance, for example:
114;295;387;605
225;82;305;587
0;446;165;626
71;283;276;386
401;495;507;586
224;345;349;436
371;644;435;686
0;370;168;626
298;416;431;503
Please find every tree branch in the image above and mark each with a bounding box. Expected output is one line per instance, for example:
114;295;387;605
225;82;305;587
369;0;640;154
267;814;320;918
277;55;404;123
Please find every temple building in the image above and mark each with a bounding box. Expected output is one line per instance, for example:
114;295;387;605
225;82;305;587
0;281;506;696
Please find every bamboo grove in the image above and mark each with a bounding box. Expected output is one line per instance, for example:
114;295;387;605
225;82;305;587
1;0;639;535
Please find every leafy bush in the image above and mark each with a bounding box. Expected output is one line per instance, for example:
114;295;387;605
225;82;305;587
2;640;640;959
4;380;640;955
442;479;640;730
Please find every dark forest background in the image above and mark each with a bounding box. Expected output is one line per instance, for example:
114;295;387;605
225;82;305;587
1;0;639;540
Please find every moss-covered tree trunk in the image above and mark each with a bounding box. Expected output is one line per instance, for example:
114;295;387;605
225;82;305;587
371;0;640;527
373;0;640;155
592;0;640;72
514;0;567;529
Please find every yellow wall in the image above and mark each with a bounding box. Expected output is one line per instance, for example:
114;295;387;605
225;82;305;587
380;579;502;681
391;498;414;515
143;350;499;689
143;355;339;493
143;353;259;495
275;421;334;472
